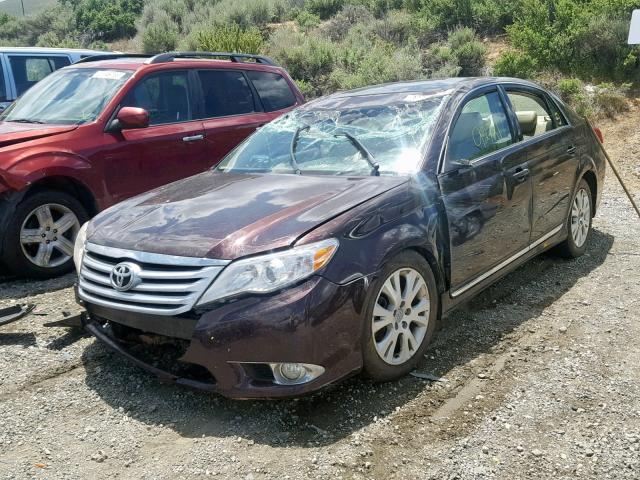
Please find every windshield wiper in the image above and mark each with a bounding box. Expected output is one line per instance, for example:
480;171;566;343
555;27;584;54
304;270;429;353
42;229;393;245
289;124;309;175
7;118;46;124
334;132;380;176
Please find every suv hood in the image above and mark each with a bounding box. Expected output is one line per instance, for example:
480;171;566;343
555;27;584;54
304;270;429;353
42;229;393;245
0;121;78;148
89;171;408;259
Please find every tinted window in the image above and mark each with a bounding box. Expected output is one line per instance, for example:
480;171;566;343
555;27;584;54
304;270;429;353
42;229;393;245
123;71;190;125
447;91;512;166
9;55;71;96
197;70;254;118
507;91;555;139
246;71;296;112
547;97;568;127
0;65;6;102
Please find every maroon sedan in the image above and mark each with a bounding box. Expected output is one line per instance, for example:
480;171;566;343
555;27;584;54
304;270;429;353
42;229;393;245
75;78;606;398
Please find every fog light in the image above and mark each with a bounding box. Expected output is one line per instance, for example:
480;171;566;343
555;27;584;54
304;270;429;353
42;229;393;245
270;362;325;386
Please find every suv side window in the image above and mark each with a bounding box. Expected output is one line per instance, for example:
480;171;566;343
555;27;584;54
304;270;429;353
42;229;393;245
506;90;555;139
196;70;255;118
123;71;191;125
246;71;296;112
8;55;71;96
446;91;513;167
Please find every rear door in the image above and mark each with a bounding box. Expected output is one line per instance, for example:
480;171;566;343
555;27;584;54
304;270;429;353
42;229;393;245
194;69;296;166
438;88;532;295
502;86;578;241
101;70;207;202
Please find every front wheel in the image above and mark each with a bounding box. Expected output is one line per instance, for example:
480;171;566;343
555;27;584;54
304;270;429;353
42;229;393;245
362;251;439;381
1;190;88;278
555;178;593;258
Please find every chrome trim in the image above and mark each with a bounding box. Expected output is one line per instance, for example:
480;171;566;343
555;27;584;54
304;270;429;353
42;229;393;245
78;243;229;316
450;224;563;298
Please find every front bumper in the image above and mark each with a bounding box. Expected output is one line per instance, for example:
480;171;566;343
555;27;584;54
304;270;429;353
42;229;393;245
78;275;369;399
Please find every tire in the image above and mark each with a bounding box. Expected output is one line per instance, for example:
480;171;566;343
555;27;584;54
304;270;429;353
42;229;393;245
554;178;593;259
362;251;439;382
1;190;88;279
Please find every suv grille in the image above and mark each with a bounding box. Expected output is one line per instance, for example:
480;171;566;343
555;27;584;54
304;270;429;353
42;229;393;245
78;243;229;316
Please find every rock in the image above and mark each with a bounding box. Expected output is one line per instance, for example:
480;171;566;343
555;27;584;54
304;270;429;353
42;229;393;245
532;449;543;457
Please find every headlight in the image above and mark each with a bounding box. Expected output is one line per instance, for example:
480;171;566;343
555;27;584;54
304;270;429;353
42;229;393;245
196;238;339;306
73;222;89;275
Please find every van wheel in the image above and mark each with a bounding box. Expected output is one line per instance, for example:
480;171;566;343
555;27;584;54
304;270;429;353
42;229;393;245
362;251;439;381
554;178;592;259
1;190;88;278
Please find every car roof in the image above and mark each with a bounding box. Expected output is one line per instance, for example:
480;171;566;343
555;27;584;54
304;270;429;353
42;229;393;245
69;57;286;72
0;47;105;55
307;77;543;109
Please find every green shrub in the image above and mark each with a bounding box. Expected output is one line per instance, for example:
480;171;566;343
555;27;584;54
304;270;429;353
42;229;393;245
493;50;538;78
195;25;264;54
425;27;486;77
296;10;321;31
140;14;179;53
557;78;583;101
305;0;345;19
593;82;630;118
318;4;374;41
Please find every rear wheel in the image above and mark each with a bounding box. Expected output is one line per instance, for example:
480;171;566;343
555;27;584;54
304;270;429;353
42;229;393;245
555;178;593;258
362;251;439;381
1;190;88;278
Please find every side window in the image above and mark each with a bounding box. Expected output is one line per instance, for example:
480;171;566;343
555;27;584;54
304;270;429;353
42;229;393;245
246;71;296;112
123;71;190;125
506;91;555;139
196;70;255;118
547;97;568;127
447;91;513;166
9;55;71;96
0;61;6;102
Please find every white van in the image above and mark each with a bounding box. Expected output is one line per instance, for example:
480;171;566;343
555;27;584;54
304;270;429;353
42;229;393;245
0;47;105;110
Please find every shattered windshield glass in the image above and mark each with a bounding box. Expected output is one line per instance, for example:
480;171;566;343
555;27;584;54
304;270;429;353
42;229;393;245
217;91;449;176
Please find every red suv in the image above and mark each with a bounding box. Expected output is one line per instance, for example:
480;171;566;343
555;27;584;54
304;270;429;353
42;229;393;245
0;52;303;278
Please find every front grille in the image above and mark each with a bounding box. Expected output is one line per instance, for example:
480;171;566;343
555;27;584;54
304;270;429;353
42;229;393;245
78;243;229;316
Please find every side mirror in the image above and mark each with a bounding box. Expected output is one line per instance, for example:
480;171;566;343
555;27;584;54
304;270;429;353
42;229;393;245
113;107;149;130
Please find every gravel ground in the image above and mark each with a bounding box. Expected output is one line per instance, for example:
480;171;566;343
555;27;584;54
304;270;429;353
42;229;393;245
1;113;639;480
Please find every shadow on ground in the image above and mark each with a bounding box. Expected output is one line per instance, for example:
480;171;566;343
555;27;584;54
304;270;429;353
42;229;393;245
78;229;614;448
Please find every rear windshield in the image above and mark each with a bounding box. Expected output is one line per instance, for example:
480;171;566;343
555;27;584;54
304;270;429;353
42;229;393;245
0;68;132;125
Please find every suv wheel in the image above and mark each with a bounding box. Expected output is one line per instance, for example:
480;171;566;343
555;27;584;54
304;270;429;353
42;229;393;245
362;251;439;381
2;190;88;278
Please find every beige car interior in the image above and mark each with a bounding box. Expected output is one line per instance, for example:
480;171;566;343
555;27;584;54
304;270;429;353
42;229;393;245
515;110;553;138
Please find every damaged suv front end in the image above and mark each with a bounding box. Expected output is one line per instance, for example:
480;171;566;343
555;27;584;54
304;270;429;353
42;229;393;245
75;88;448;398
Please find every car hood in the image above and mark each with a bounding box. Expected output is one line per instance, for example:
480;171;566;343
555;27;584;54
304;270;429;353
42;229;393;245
88;171;409;260
0;121;78;148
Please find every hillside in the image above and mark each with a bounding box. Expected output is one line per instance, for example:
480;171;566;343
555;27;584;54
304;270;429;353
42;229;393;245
0;0;55;16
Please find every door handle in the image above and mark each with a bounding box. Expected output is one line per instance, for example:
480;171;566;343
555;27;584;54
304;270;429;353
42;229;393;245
567;145;577;154
512;167;530;183
182;134;204;142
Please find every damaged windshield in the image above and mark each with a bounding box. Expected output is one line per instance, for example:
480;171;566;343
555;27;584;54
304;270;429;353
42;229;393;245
0;68;132;125
217;91;449;176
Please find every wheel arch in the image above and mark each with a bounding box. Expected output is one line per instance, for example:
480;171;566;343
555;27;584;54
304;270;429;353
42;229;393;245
582;169;598;217
22;175;99;217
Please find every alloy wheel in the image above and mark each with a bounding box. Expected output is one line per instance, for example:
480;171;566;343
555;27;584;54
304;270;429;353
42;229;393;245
372;268;430;365
20;203;80;269
570;188;590;248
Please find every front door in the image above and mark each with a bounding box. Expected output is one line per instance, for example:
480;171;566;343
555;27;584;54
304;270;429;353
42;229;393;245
438;89;532;296
503;87;578;241
98;70;208;203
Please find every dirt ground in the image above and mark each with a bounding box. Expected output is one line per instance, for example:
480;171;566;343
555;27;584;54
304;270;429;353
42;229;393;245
1;111;639;480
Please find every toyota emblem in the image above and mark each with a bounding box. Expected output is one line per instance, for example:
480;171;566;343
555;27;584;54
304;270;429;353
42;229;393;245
110;262;141;292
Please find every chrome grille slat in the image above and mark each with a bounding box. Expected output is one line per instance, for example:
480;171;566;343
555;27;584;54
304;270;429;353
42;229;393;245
78;243;229;316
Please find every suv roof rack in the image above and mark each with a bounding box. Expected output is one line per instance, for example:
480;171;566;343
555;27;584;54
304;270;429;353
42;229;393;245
75;53;153;64
147;52;278;66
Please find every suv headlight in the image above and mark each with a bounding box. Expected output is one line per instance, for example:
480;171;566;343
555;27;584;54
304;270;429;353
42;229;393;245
73;222;89;275
196;238;339;306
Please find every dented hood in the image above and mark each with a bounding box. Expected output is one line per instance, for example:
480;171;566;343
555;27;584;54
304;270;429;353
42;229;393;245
89;171;408;259
0;121;78;149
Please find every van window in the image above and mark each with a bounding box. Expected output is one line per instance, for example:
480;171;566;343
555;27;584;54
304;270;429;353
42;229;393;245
246;71;296;112
9;55;71;96
196;70;255;118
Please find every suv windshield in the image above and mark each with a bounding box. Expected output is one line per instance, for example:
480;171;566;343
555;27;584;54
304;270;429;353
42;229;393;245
0;68;132;125
217;92;449;176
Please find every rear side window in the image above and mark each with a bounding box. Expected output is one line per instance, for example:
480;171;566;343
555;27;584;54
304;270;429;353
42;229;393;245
506;90;556;139
246;71;296;112
197;70;255;118
447;91;513;167
123;71;191;125
9;55;71;96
